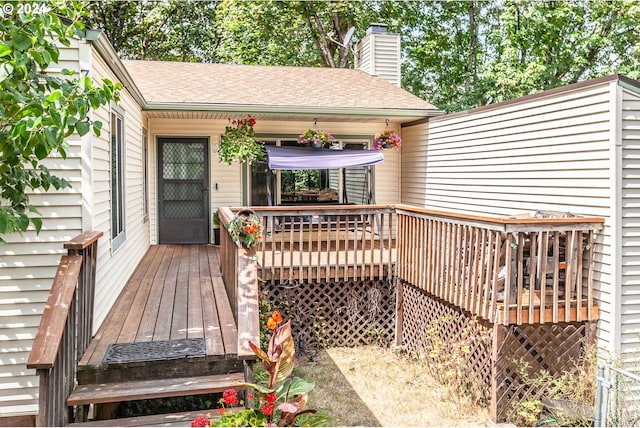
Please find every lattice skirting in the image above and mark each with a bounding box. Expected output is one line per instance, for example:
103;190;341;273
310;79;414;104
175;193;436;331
260;278;395;351
399;282;493;393
399;281;595;424
494;322;592;423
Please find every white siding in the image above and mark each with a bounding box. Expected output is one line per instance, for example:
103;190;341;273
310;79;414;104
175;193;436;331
0;39;149;418
405;81;619;352
88;45;149;328
0;40;84;418
620;87;640;364
355;33;401;86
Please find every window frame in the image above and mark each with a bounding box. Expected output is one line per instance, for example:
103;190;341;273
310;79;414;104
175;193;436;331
248;135;373;206
110;105;126;251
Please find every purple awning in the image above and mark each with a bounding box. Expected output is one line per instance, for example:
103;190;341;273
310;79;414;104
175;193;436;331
265;146;384;170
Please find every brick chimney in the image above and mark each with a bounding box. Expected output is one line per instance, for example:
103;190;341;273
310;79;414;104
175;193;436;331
355;23;401;86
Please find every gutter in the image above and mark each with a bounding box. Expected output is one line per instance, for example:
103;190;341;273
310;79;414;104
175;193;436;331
143;102;442;120
79;30;147;108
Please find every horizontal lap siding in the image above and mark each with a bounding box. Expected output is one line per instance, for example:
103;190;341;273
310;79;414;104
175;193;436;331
0;40;83;417
620;88;640;364
415;83;616;349
89;46;148;329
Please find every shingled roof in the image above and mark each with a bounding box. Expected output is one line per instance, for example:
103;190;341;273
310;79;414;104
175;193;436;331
122;60;438;118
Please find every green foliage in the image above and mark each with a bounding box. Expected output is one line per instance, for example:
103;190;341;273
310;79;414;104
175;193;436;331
397;0;640;112
87;0;220;62
215;0;378;68
218;116;264;165
0;0;120;243
227;210;262;250
513;345;598;426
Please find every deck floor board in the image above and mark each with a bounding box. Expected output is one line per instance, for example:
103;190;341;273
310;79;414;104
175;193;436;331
79;245;236;372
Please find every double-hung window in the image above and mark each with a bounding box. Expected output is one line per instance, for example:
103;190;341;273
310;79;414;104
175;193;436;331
111;107;126;249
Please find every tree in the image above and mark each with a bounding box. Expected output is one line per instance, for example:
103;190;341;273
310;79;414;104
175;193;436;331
86;0;221;62
0;1;121;243
398;0;640;112
215;0;383;68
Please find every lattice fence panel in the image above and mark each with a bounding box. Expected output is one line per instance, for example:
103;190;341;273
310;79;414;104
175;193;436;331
494;322;590;424
261;279;395;352
400;281;493;395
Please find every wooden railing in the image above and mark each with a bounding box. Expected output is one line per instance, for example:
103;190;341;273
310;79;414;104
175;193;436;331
218;207;259;359
394;205;604;325
250;205;396;284
26;231;102;427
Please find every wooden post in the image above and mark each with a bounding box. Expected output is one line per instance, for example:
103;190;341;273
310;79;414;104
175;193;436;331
237;248;259;358
395;275;404;348
491;315;508;423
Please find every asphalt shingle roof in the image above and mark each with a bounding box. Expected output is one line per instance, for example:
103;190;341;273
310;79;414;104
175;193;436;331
122;60;437;112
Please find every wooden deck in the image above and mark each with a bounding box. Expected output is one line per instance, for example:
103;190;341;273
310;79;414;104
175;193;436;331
77;245;241;384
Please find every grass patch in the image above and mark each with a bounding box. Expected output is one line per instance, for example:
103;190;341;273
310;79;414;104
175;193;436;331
296;346;490;427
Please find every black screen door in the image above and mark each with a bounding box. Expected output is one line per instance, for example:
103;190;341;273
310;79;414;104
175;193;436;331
158;138;209;244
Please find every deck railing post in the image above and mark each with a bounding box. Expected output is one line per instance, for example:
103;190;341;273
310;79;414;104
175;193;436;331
27;231;102;427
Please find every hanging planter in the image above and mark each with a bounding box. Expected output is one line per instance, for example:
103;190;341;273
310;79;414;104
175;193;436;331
218;115;265;165
298;118;336;149
373;121;402;151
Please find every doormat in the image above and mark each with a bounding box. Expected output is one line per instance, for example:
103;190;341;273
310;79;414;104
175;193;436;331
103;338;206;364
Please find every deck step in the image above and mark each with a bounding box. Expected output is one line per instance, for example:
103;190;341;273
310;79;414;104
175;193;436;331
67;407;245;427
67;372;245;406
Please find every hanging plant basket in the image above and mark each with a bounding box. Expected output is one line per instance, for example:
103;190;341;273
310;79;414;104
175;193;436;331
373;128;402;151
218;116;265;165
297;128;336;149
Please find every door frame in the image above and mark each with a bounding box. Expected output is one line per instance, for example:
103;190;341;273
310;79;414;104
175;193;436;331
156;136;210;244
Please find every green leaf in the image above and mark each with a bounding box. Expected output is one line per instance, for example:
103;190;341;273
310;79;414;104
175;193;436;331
92;121;102;137
34;143;48;160
31;217;42;234
46;90;62;104
75;121;90;136
12;32;33;51
0;43;12;57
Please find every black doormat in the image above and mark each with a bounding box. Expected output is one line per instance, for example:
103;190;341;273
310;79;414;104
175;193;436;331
103;338;206;364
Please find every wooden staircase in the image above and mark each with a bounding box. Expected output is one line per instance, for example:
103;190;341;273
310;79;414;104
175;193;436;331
28;240;259;427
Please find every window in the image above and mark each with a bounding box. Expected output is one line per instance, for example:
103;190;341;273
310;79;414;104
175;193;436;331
111;107;126;249
142;128;149;222
249;138;371;206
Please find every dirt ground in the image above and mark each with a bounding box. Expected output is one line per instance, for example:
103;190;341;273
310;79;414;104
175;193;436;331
296;345;491;427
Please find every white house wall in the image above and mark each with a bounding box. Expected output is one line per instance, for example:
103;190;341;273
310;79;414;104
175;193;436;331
0;39;85;417
0;38;149;418
620;86;640;364
87;44;149;329
402;81;618;352
147;119;400;244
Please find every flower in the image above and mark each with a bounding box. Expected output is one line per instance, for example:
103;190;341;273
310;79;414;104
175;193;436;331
223;389;239;405
227;210;263;250
266;317;277;330
261;403;274;416
297;128;336;148
272;311;282;323
266;393;277;404
373;128;402;151
218;115;264;165
191;416;210;427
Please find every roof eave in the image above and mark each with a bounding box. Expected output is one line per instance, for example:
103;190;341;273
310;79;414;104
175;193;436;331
143;102;443;121
82;30;147;108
